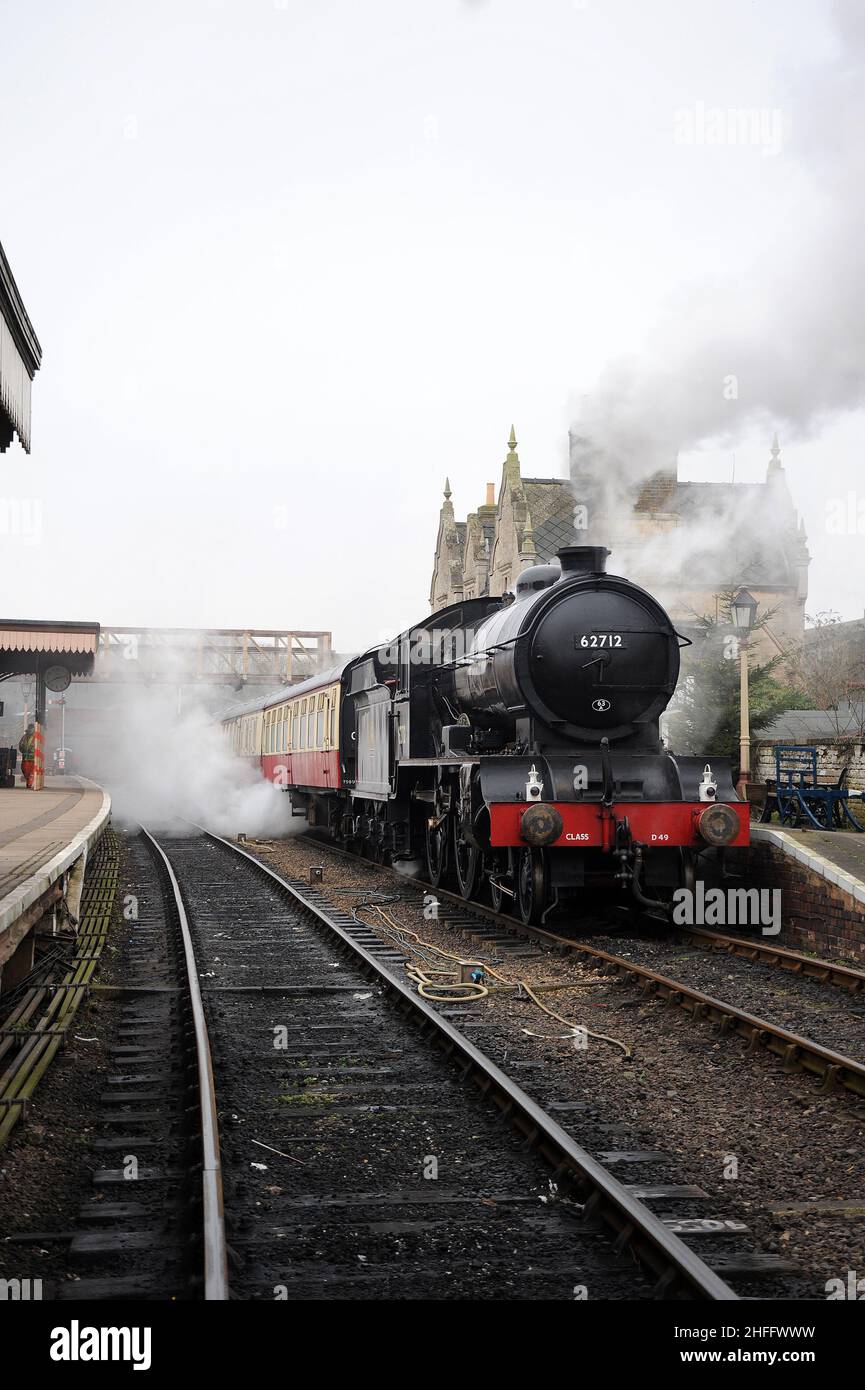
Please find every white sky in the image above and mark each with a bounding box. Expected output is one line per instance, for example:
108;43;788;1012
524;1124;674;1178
1;0;861;650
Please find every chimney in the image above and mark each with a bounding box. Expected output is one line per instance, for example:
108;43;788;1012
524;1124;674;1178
557;545;610;577
486;482;495;507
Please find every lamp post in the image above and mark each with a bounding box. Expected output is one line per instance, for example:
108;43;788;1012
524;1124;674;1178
49;696;67;772
731;588;759;799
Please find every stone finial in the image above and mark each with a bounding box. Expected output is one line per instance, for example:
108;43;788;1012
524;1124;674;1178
768;434;782;471
503;424;522;490
444;476;452;500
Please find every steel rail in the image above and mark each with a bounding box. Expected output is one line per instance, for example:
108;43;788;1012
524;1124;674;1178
140;828;229;1302
677;925;865;992
295;834;865;1100
0;834;117;1148
203;829;738;1302
424;884;865;1100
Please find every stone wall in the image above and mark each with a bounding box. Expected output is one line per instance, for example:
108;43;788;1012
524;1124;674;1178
754;740;865;792
746;833;865;964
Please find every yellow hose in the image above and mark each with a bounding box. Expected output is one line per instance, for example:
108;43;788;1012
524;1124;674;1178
360;904;631;1058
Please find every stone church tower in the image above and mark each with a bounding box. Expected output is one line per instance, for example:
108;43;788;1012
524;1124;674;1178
430;427;810;661
429;428;578;609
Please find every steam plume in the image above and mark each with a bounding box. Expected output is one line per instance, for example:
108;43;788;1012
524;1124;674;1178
572;0;865;531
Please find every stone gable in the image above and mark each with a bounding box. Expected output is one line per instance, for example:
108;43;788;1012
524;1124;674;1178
429;429;810;659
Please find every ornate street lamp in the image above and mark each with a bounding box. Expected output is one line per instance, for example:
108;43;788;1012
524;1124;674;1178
731;589;758;797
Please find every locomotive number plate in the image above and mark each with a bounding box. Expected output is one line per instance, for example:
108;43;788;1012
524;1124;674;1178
576;633;626;648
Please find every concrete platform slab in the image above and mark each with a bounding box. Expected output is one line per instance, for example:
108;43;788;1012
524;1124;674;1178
751;825;865;904
0;776;111;966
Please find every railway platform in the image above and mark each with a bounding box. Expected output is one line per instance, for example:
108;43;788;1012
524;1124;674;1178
0;775;111;990
749;824;865;962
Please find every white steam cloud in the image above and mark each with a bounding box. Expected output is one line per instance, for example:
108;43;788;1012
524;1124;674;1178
572;0;865;534
89;686;297;838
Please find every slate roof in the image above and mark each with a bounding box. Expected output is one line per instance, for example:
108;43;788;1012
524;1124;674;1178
757;704;865;741
522;479;577;560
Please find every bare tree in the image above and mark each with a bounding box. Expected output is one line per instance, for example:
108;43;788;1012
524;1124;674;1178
786;612;865;738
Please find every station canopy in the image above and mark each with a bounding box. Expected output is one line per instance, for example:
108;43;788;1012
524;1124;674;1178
0;620;100;678
0;241;42;454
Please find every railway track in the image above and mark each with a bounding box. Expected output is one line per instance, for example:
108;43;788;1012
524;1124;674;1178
47;823;865;1300
53;831;225;1300
87;827;745;1300
298;834;865;1101
0;832;118;1151
223;828;865;1296
676;926;865;992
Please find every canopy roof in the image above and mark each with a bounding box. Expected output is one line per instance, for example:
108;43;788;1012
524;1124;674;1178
0;242;42;454
0;620;100;677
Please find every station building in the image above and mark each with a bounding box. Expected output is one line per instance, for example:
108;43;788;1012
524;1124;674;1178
430;428;811;662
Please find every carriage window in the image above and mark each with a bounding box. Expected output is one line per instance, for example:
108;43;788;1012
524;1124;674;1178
317;710;325;745
329;703;336;746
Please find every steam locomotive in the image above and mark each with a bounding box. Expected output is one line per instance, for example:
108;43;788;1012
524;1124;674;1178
221;545;749;923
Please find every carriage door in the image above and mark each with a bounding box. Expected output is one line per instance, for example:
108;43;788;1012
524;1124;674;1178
356;688;391;797
322;692;331;785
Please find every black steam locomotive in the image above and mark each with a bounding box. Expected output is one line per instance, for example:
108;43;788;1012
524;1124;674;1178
224;545;748;923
